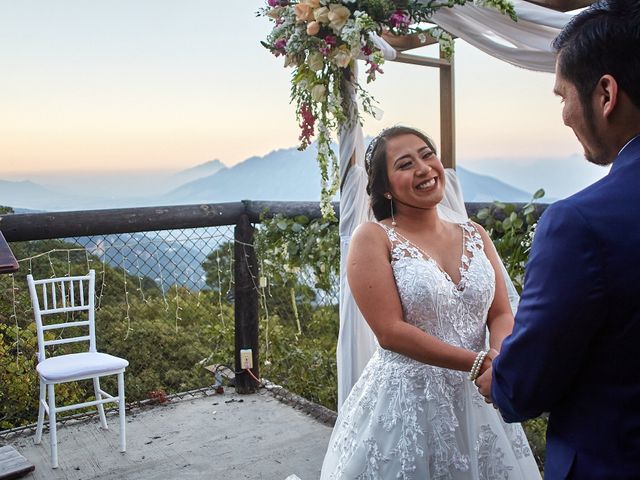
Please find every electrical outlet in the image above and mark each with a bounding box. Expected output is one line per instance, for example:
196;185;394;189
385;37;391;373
240;349;253;369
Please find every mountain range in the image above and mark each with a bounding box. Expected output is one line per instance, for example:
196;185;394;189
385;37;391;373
0;144;606;212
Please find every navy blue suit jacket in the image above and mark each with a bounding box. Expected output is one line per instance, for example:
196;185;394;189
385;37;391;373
492;136;640;479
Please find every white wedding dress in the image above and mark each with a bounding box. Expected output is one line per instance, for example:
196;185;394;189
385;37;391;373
321;221;541;479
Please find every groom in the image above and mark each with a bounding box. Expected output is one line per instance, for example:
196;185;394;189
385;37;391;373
476;0;640;478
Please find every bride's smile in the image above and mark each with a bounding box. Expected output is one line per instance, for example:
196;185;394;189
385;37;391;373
415;176;438;191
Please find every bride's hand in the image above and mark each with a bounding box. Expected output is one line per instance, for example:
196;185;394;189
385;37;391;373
478;348;500;376
475;349;500;404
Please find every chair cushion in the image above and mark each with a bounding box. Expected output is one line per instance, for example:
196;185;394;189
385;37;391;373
37;352;129;382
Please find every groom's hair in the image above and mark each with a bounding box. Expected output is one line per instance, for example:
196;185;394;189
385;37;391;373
553;0;640;110
365;126;437;221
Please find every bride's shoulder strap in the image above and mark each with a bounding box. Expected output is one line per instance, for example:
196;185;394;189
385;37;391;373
461;220;485;253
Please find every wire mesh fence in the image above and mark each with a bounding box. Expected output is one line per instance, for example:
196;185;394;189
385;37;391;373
0;214;341;430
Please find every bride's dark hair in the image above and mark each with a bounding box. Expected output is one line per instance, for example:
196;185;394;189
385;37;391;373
365;126;437;221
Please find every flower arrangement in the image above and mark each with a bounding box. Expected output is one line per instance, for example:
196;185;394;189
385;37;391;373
260;0;516;218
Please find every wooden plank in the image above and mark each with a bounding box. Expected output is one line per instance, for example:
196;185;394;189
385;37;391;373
439;48;456;169
0;201;341;242
244;201;338;223
380;31;439;51
0;202;247;241
0;445;35;479
394;52;450;68
0;231;18;274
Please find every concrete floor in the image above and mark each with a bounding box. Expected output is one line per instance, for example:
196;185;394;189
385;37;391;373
4;388;333;480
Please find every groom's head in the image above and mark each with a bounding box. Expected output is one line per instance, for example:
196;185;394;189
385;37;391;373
552;0;640;165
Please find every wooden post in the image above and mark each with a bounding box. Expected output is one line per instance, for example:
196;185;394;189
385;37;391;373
439;48;456;169
234;213;260;393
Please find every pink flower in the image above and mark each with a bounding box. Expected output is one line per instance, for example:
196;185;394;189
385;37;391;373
361;44;373;56
299;103;315;147
319;35;337;56
365;60;384;82
272;37;287;56
389;10;410;29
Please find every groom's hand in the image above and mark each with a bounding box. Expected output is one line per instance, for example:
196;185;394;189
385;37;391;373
475;348;499;404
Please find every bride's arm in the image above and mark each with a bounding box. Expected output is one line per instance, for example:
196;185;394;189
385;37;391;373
348;222;486;373
474;223;515;353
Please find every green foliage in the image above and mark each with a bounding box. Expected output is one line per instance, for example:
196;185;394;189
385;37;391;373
202;241;234;298
260;306;339;410
523;417;548;470
473;189;545;292
97;291;234;400
255;213;339;294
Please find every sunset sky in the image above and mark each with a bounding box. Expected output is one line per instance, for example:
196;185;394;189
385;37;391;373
0;0;584;176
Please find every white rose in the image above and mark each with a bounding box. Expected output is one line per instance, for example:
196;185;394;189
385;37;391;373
332;46;352;68
314;6;330;24
307;51;324;72
328;4;350;32
311;84;327;102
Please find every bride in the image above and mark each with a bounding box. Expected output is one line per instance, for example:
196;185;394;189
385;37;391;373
321;126;540;479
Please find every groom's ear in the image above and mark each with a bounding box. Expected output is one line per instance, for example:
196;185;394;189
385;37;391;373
596;74;619;120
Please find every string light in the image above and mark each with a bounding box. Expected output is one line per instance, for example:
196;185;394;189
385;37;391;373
122;256;132;340
9;274;20;361
258;261;271;367
47;252;56;278
154;249;170;312
174;284;182;333
97;245;107;311
216;251;225;326
135;256;148;304
84;248;93;273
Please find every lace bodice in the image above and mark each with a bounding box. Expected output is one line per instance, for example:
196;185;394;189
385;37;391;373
381;221;495;353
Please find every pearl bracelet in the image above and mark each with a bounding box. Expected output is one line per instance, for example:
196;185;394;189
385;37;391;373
468;350;489;381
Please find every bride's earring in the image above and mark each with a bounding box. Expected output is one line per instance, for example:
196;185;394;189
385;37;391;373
385;193;397;227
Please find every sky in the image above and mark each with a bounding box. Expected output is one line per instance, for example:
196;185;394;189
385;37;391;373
0;0;587;178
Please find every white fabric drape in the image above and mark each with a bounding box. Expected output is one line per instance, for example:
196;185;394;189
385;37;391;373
337;66;376;408
428;0;573;72
371;1;574;72
337;1;576;409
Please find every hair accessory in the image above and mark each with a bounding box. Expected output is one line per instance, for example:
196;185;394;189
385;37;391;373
366;128;394;170
365;134;382;171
